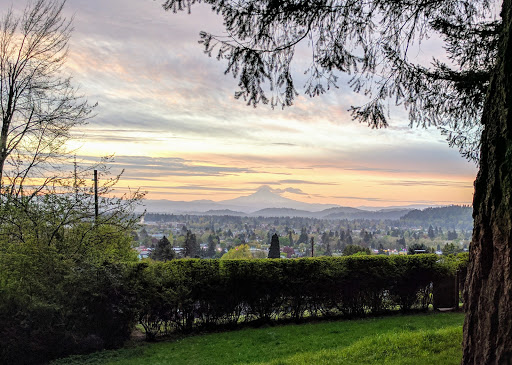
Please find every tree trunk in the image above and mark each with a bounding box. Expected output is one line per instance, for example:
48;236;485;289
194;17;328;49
462;0;512;363
0;117;10;190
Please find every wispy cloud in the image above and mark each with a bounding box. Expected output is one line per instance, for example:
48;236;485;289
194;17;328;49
14;0;477;207
155;185;251;192
380;180;473;188
76;155;261;177
272;187;308;196
279;179;339;185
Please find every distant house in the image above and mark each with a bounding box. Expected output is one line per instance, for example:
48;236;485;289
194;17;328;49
172;247;185;257
414;249;428;254
135;245;152;259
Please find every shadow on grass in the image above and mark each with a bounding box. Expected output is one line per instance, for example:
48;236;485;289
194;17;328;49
51;312;464;365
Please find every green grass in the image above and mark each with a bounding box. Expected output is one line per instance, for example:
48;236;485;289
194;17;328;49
52;312;464;365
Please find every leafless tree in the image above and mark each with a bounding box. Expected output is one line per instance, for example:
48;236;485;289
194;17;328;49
0;0;93;194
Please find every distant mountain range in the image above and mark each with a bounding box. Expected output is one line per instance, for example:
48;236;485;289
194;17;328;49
139;185;337;214
139;185;440;220
245;207;412;220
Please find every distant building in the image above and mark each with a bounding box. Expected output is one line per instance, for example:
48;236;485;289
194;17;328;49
172;247;185;256
135;246;152;259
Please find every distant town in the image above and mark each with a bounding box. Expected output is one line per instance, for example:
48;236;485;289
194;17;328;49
134;205;472;260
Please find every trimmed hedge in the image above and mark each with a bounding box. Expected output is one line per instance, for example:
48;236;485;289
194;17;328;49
132;254;465;339
1;254;468;363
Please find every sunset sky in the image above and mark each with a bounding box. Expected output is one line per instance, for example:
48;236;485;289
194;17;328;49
3;0;479;207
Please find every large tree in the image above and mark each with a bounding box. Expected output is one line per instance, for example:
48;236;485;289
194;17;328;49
0;2;143;362
268;233;280;258
151;235;176;261
184;229;200;257
164;0;511;362
463;1;512;362
0;0;92;193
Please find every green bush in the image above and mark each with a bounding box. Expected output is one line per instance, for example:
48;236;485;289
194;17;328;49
133;254;457;338
1;246;465;363
0;219;139;364
0;257;138;364
220;244;252;259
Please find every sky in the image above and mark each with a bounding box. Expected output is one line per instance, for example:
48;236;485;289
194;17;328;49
3;0;479;208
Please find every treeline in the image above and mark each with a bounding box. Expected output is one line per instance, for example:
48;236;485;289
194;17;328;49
145;206;473;234
400;205;473;230
143;212;395;231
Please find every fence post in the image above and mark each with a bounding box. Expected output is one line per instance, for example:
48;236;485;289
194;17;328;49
455;269;460;310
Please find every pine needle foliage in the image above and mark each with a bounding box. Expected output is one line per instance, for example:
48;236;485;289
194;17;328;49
163;0;500;161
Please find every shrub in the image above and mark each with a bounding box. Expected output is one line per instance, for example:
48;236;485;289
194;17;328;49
220;244;252;260
133;254;454;338
343;244;371;256
1;251;464;362
0;219;139;364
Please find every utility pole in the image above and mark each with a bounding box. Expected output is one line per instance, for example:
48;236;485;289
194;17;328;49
94;169;98;221
73;156;78;201
310;236;314;257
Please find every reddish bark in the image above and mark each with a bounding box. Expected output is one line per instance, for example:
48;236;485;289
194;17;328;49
463;0;512;363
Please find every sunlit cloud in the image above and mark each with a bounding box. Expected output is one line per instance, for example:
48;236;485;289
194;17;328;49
159;185;252;192
380;180;473;188
107;155;262;177
272;187;309;196
279;179;339;185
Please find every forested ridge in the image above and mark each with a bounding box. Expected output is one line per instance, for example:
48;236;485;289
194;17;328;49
400;206;473;230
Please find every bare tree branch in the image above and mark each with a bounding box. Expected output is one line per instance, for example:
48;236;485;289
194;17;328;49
0;0;94;192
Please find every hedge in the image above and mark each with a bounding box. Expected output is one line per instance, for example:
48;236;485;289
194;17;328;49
1;254;468;363
132;254;467;339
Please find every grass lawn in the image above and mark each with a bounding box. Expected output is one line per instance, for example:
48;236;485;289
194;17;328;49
52;312;464;365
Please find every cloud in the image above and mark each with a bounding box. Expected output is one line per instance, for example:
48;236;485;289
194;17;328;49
279;179;338;185
271;187;308;196
76;154;262;178
243;179;338;186
380;180;473;188
284;187;308;195
63;0;477;175
154;185;251;192
319;143;478;177
329;195;388;202
272;142;298;146
245;181;283;186
327;195;462;205
35;0;478;207
342;166;404;173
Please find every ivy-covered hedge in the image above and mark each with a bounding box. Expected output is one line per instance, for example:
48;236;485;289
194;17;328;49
133;254;466;339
